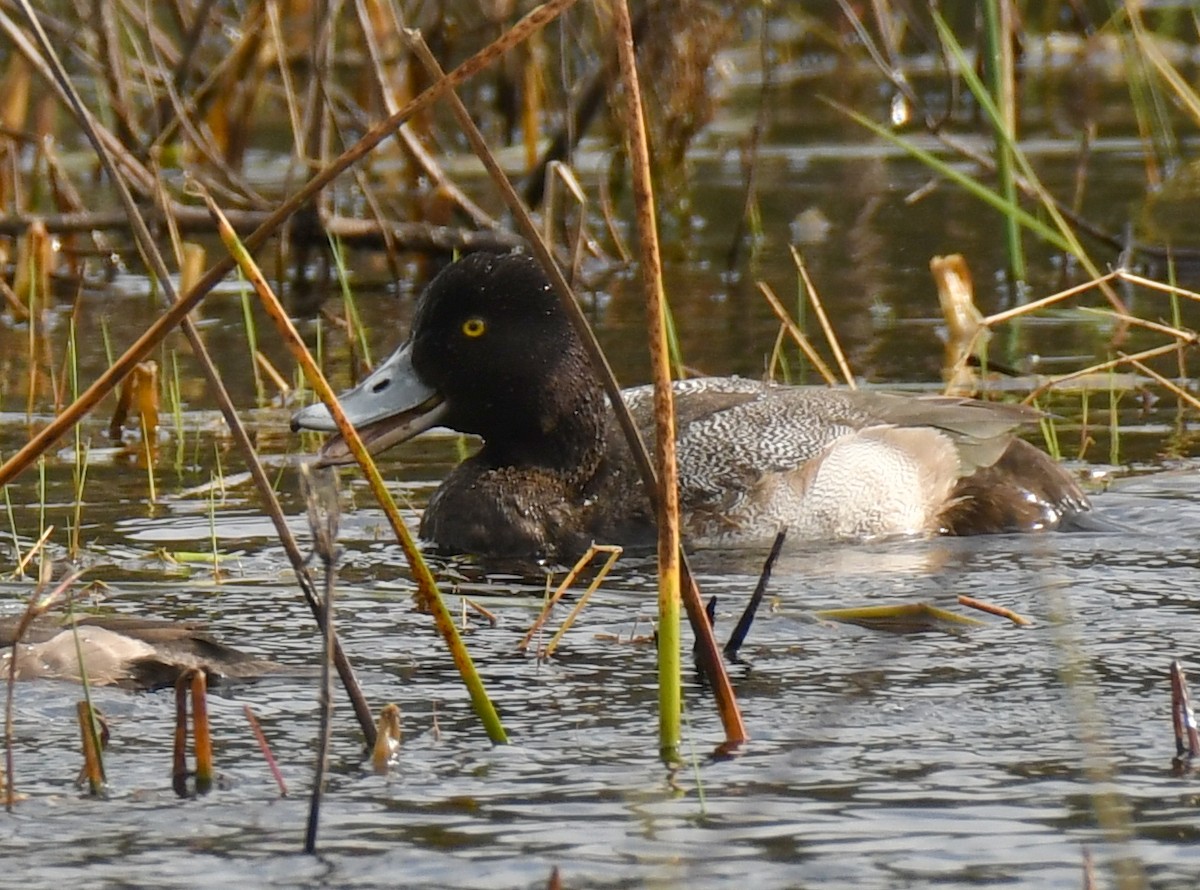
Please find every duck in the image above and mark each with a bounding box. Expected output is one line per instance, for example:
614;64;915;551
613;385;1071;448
0;613;277;690
292;249;1094;560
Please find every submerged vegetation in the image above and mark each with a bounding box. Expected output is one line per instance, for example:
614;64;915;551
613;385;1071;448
0;0;1198;885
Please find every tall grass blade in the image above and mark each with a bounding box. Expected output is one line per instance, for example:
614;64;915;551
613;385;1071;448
206;193;507;745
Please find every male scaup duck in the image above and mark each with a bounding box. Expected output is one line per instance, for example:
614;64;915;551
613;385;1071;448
0;614;276;689
292;251;1092;560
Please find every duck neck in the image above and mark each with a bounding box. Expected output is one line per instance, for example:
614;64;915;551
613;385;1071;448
476;373;608;484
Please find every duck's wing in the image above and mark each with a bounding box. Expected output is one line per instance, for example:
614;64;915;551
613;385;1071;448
619;379;1077;540
623;379;1035;485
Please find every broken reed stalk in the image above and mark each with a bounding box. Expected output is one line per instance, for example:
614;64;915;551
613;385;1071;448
372;704;403;775
541;546;623;658
957;594;1032;627
12;524;53;579
206;194;507;746
403;27;747;753
463;598;498;627
609;0;684;761
0;0;578;490
724;528;786;660
517;544;621;652
788;246;856;389
243;705;289;796
757;281;838;385
75;701;106;795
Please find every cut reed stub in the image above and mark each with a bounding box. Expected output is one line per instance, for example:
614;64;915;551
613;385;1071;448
371;704;403;775
1169;661;1199;767
173;668;214;797
76;701;108;797
108;360;160;444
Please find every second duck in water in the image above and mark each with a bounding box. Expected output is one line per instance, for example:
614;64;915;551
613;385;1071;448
293;251;1092;560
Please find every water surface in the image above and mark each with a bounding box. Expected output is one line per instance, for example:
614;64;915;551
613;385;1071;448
2;30;1200;890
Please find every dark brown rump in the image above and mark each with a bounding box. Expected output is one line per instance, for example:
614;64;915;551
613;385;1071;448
939;438;1091;535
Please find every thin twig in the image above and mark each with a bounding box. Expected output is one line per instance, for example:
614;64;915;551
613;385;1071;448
957;594;1032;627
1121;357;1200;413
789;246;856;388
757;281;838;385
243;705;289;796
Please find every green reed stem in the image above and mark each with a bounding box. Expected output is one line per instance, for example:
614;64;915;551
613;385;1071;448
327;235;372;370
209;196;507;745
1108;372;1121;467
1036;398;1061;462
239;274;265;407
68;321;84;559
611;0;682;762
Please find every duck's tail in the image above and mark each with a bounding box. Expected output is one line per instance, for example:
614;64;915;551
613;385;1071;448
939;438;1095;534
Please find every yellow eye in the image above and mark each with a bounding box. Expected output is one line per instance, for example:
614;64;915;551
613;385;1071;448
462;317;486;338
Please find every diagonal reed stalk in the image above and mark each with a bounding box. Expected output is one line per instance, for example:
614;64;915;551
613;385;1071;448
7;0;380;747
206;193;507;745
789;246;856;388
758;282;838;385
403;22;747;757
0;0;578;751
0;0;579;489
